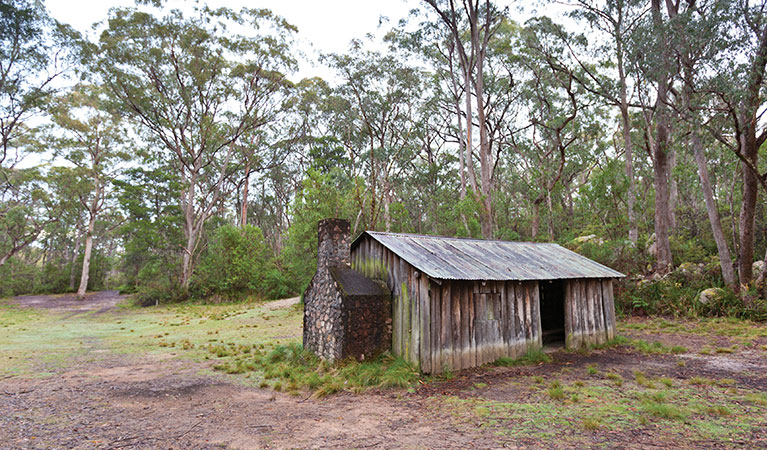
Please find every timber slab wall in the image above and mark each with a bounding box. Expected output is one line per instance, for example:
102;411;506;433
352;234;618;374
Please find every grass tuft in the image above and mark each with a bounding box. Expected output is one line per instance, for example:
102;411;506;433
494;348;552;367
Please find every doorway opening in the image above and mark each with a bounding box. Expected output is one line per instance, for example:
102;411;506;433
539;280;565;346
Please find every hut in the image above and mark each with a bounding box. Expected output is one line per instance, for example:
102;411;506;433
303;219;625;374
350;230;624;374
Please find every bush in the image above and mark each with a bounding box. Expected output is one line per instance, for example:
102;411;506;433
616;270;767;321
190;224;273;301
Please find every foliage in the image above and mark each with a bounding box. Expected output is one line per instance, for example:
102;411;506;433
191;225;272;301
279;168;354;294
616;270;767;321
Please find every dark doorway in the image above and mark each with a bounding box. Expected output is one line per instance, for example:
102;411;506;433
539;280;565;345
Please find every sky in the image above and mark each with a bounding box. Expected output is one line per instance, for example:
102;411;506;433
46;0;420;81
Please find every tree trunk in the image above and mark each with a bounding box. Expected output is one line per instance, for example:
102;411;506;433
531;201;540;239
383;176;392;232
76;212;97;299
620;104;638;244
693;134;736;287
240;161;250;228
652;144;673;273
180;170;199;291
649;0;673;274
546;189;554;239
69;233;82;291
738;126;759;285
472;6;493;239
668;145;678;231
462;66;478;194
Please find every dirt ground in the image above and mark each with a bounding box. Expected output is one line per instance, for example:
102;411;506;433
2;293;767;449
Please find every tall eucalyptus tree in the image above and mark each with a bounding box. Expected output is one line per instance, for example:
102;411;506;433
97;5;297;290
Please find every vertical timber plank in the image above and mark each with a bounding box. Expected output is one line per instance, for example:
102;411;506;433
533;282;542;348
564;281;573;349
593;280;607;344
572;280;583;349
524;282;533;349
431;282;440;374
605;279;616;340
515;282;525;356
442;283;450;373
419;276;430;374
507;282;517;358
460;284;469;370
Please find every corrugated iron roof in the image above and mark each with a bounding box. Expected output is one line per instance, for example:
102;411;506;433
352;231;625;281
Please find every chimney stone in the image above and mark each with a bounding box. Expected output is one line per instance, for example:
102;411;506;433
317;218;350;269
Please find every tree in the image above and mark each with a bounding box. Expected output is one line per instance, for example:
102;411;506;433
567;0;646;244
326;44;424;232
423;0;507;238
1;0;78;170
97;5;297;291
0;0;79;270
665;0;737;287
49;84;129;298
701;0;767;286
0;166;52;266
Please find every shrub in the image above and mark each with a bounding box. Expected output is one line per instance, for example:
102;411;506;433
191;225;273;301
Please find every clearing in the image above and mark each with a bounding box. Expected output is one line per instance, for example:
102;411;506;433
1;292;767;449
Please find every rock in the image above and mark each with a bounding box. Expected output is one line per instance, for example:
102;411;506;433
698;287;724;305
677;262;702;275
646;233;657;257
573;234;604;245
753;260;765;277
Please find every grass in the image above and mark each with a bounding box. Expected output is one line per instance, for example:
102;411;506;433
209;343;421;397
493;347;552;367
434;372;766;446
620;316;767;340
547;380;565;400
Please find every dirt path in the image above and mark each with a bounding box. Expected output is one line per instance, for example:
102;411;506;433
0;352;482;449
12;290;128;314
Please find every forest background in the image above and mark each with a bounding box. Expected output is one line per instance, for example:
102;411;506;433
2;0;767;319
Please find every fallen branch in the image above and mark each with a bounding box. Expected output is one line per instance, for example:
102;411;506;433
176;419;203;439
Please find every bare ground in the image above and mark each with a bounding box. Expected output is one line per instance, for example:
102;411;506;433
2;293;767;449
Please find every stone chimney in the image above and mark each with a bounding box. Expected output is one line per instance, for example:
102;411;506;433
317;218;350;270
304;217;391;362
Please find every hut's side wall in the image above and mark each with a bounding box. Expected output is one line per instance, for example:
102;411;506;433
352;236;424;369
564;278;616;349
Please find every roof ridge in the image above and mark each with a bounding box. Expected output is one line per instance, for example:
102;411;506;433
365;230;558;246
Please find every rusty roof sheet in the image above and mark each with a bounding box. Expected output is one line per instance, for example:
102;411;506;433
353;231;625;281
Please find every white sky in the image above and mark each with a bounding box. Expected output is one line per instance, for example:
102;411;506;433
46;0;420;81
46;0;532;80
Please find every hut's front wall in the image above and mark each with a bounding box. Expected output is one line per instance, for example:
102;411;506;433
564;279;616;348
428;279;542;374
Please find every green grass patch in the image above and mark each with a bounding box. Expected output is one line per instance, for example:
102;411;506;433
209;343;422;396
494;347;552;367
